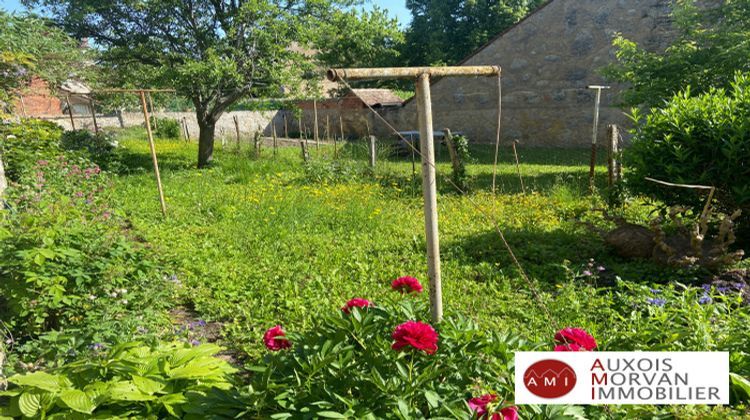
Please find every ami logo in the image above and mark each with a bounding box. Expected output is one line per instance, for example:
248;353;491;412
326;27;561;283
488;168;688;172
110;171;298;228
523;359;577;398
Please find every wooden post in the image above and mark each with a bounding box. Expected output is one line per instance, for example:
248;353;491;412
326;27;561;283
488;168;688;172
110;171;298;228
368;135;377;168
313;99;320;149
416;73;442;324
148;92;158;130
411;135;417;178
512;140;526;194
182;117;190;141
138;91;167;217
444;128;461;176
88;98;99;133
300;140;309;162
284;114;289;138
587;85;610;191
233;115;241;150
65;95;76;130
117;109;125;128
298;115;303;139
607;124;621;186
254;131;261;158
272;123;278;157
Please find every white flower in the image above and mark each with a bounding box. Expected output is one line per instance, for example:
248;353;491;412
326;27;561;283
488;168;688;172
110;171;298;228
88;295;97;300
121;299;128;305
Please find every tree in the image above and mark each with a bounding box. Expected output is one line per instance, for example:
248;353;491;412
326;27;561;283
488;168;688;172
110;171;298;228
402;0;545;66
603;0;750;107
0;11;91;113
26;0;379;167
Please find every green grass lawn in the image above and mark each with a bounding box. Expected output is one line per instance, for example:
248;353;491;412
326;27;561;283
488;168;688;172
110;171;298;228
111;132;748;362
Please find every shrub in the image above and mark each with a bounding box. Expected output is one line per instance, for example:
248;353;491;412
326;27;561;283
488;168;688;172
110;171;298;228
0;119;63;182
0;342;241;418
151;117;181;139
59;129;118;168
625;73;750;219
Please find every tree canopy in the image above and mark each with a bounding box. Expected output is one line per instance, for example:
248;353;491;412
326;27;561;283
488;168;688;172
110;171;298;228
0;11;91;113
402;0;546;66
603;0;750;107
24;0;398;167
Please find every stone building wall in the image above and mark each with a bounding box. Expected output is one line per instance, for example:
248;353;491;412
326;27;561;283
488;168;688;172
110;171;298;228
389;0;674;147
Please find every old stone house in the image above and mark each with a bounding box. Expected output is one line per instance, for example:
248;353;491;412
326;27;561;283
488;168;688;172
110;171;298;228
384;0;675;147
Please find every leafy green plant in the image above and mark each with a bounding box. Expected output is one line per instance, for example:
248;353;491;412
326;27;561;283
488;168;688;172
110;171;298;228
151;117;181;140
625;73;750;225
0;119;63;182
245;294;528;418
0;342;240;419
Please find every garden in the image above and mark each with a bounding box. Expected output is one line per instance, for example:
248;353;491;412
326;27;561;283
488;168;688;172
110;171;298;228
3;0;750;418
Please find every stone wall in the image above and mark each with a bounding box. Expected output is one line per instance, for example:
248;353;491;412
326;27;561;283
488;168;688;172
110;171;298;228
388;0;674;146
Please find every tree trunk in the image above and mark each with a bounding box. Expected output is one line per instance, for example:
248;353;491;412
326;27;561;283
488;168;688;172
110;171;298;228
197;117;217;168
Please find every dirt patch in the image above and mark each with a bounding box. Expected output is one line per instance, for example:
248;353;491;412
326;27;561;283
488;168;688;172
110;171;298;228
169;305;243;365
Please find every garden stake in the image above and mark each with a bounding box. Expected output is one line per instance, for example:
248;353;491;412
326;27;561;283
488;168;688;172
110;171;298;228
492;73;502;195
284;114;288;138
512;140;525;194
18;95;27;117
369;135;377;168
65;95;76;130
607;124;622;186
300;140;309;162
313;99;320;149
233;115;241;151
587;85;610;192
138;90;167;217
88;97;99;133
272;123;278;157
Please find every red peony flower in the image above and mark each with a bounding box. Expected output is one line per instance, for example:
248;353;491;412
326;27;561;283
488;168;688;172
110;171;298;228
468;394;518;420
391;321;438;354
341;298;373;314
554;327;597;352
391;276;423;294
263;325;291;351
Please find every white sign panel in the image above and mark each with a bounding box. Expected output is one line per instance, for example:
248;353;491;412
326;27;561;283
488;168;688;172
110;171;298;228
515;352;729;405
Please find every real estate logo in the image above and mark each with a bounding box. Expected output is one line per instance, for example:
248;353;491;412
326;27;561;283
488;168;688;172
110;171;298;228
523;359;577;398
515;352;729;405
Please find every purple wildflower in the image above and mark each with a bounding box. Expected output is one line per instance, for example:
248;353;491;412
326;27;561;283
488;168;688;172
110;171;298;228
650;288;662;294
583;270;593;277
597;266;606;272
190;339;201;346
699;295;712;305
647;298;666;307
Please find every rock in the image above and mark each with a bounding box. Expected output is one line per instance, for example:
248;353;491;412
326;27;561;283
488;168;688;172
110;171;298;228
605;224;656;259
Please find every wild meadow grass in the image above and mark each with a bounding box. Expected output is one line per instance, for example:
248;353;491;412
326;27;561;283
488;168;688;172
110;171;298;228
110;132;749;382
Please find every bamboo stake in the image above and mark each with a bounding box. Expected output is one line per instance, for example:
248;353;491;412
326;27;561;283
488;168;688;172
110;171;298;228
65;95;76;130
139;91;167;217
512;140;526;194
272;123;278;157
416;73;442;324
182;117;190;141
368;135;377;168
339;115;345;141
233;115;241;150
300;140;309;162
313;99;320;149
587;85;610;191
284;114;289;138
89;98;99;133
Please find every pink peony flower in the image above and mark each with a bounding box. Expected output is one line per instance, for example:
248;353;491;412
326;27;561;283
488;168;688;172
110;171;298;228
391;321;438;354
391;276;423;294
263;325;291;351
554;327;597;351
468;394;518;420
341;298;373;314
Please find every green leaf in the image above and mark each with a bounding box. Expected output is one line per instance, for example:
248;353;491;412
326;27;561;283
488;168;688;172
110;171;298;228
18;392;41;418
731;373;750;401
60;389;96;414
424;390;439;408
132;375;167;395
270;413;293;419
317;411;347;419
9;371;66;392
108;381;157;401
